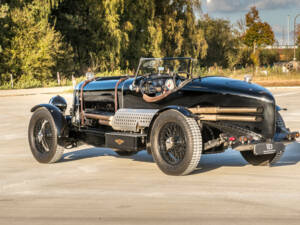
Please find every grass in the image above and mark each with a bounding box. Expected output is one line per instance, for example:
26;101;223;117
0;71;125;90
1;67;300;90
229;73;300;87
202;67;300;87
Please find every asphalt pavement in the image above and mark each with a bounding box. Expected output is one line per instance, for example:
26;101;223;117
0;86;300;225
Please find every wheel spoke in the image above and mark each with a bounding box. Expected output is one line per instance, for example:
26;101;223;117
41;138;50;152
33;119;53;153
168;152;177;163
159;122;187;165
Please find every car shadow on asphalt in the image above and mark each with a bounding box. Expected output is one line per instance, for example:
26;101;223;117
194;142;300;174
60;142;300;174
60;147;248;174
271;142;300;167
61;148;154;163
192;149;249;174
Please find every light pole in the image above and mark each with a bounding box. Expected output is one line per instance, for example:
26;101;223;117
294;14;300;61
288;15;290;46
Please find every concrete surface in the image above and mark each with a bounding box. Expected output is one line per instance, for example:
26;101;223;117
0;86;72;97
0;87;300;225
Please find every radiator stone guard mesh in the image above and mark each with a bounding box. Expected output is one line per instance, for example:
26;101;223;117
111;108;159;132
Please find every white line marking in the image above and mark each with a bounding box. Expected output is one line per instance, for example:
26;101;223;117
0;134;26;141
283;113;300;116
268;86;300;90
274;91;300;97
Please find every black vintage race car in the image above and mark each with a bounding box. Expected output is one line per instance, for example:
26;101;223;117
28;57;300;175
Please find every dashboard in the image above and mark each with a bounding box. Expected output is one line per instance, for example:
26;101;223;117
137;74;184;96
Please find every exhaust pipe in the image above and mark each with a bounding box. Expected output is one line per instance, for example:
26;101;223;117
84;113;113;126
189;106;262;114
198;114;262;122
98;120;111;126
84;113;112;121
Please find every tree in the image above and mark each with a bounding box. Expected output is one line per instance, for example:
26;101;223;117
242;7;275;48
157;0;207;59
199;15;239;68
51;0;207;72
119;0;160;69
296;24;300;45
4;0;73;84
1;0;210;86
259;49;279;66
91;0;128;71
0;4;12;83
242;6;275;72
120;0;207;70
1;0;33;8
52;0;127;72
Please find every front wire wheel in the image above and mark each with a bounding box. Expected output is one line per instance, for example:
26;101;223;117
150;110;202;176
34;119;53;153
28;108;64;163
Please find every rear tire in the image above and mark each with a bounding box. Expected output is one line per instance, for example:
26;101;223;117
276;112;286;129
28;108;64;163
240;151;277;166
241;112;286;166
150;110;202;176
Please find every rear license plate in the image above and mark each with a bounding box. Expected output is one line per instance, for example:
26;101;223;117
253;142;285;156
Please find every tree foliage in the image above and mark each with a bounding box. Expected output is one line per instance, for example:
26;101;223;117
0;1;282;87
241;7;275;71
0;0;72;85
51;0;207;72
296;24;300;46
259;49;279;66
0;3;12;77
157;0;207;59
120;0;160;69
242;7;275;48
199;15;238;68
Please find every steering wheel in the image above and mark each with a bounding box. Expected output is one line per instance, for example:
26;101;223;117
138;74;174;95
138;73;192;103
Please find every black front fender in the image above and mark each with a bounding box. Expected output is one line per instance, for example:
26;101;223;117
31;104;68;138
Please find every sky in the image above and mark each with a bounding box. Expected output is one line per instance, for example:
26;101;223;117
202;0;300;45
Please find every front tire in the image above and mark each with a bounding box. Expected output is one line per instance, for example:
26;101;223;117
28;108;64;163
150;110;202;176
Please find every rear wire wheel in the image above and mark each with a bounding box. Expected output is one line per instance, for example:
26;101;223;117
150;110;202;175
28;108;64;163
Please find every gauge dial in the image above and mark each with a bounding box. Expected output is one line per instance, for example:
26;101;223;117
165;79;175;90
